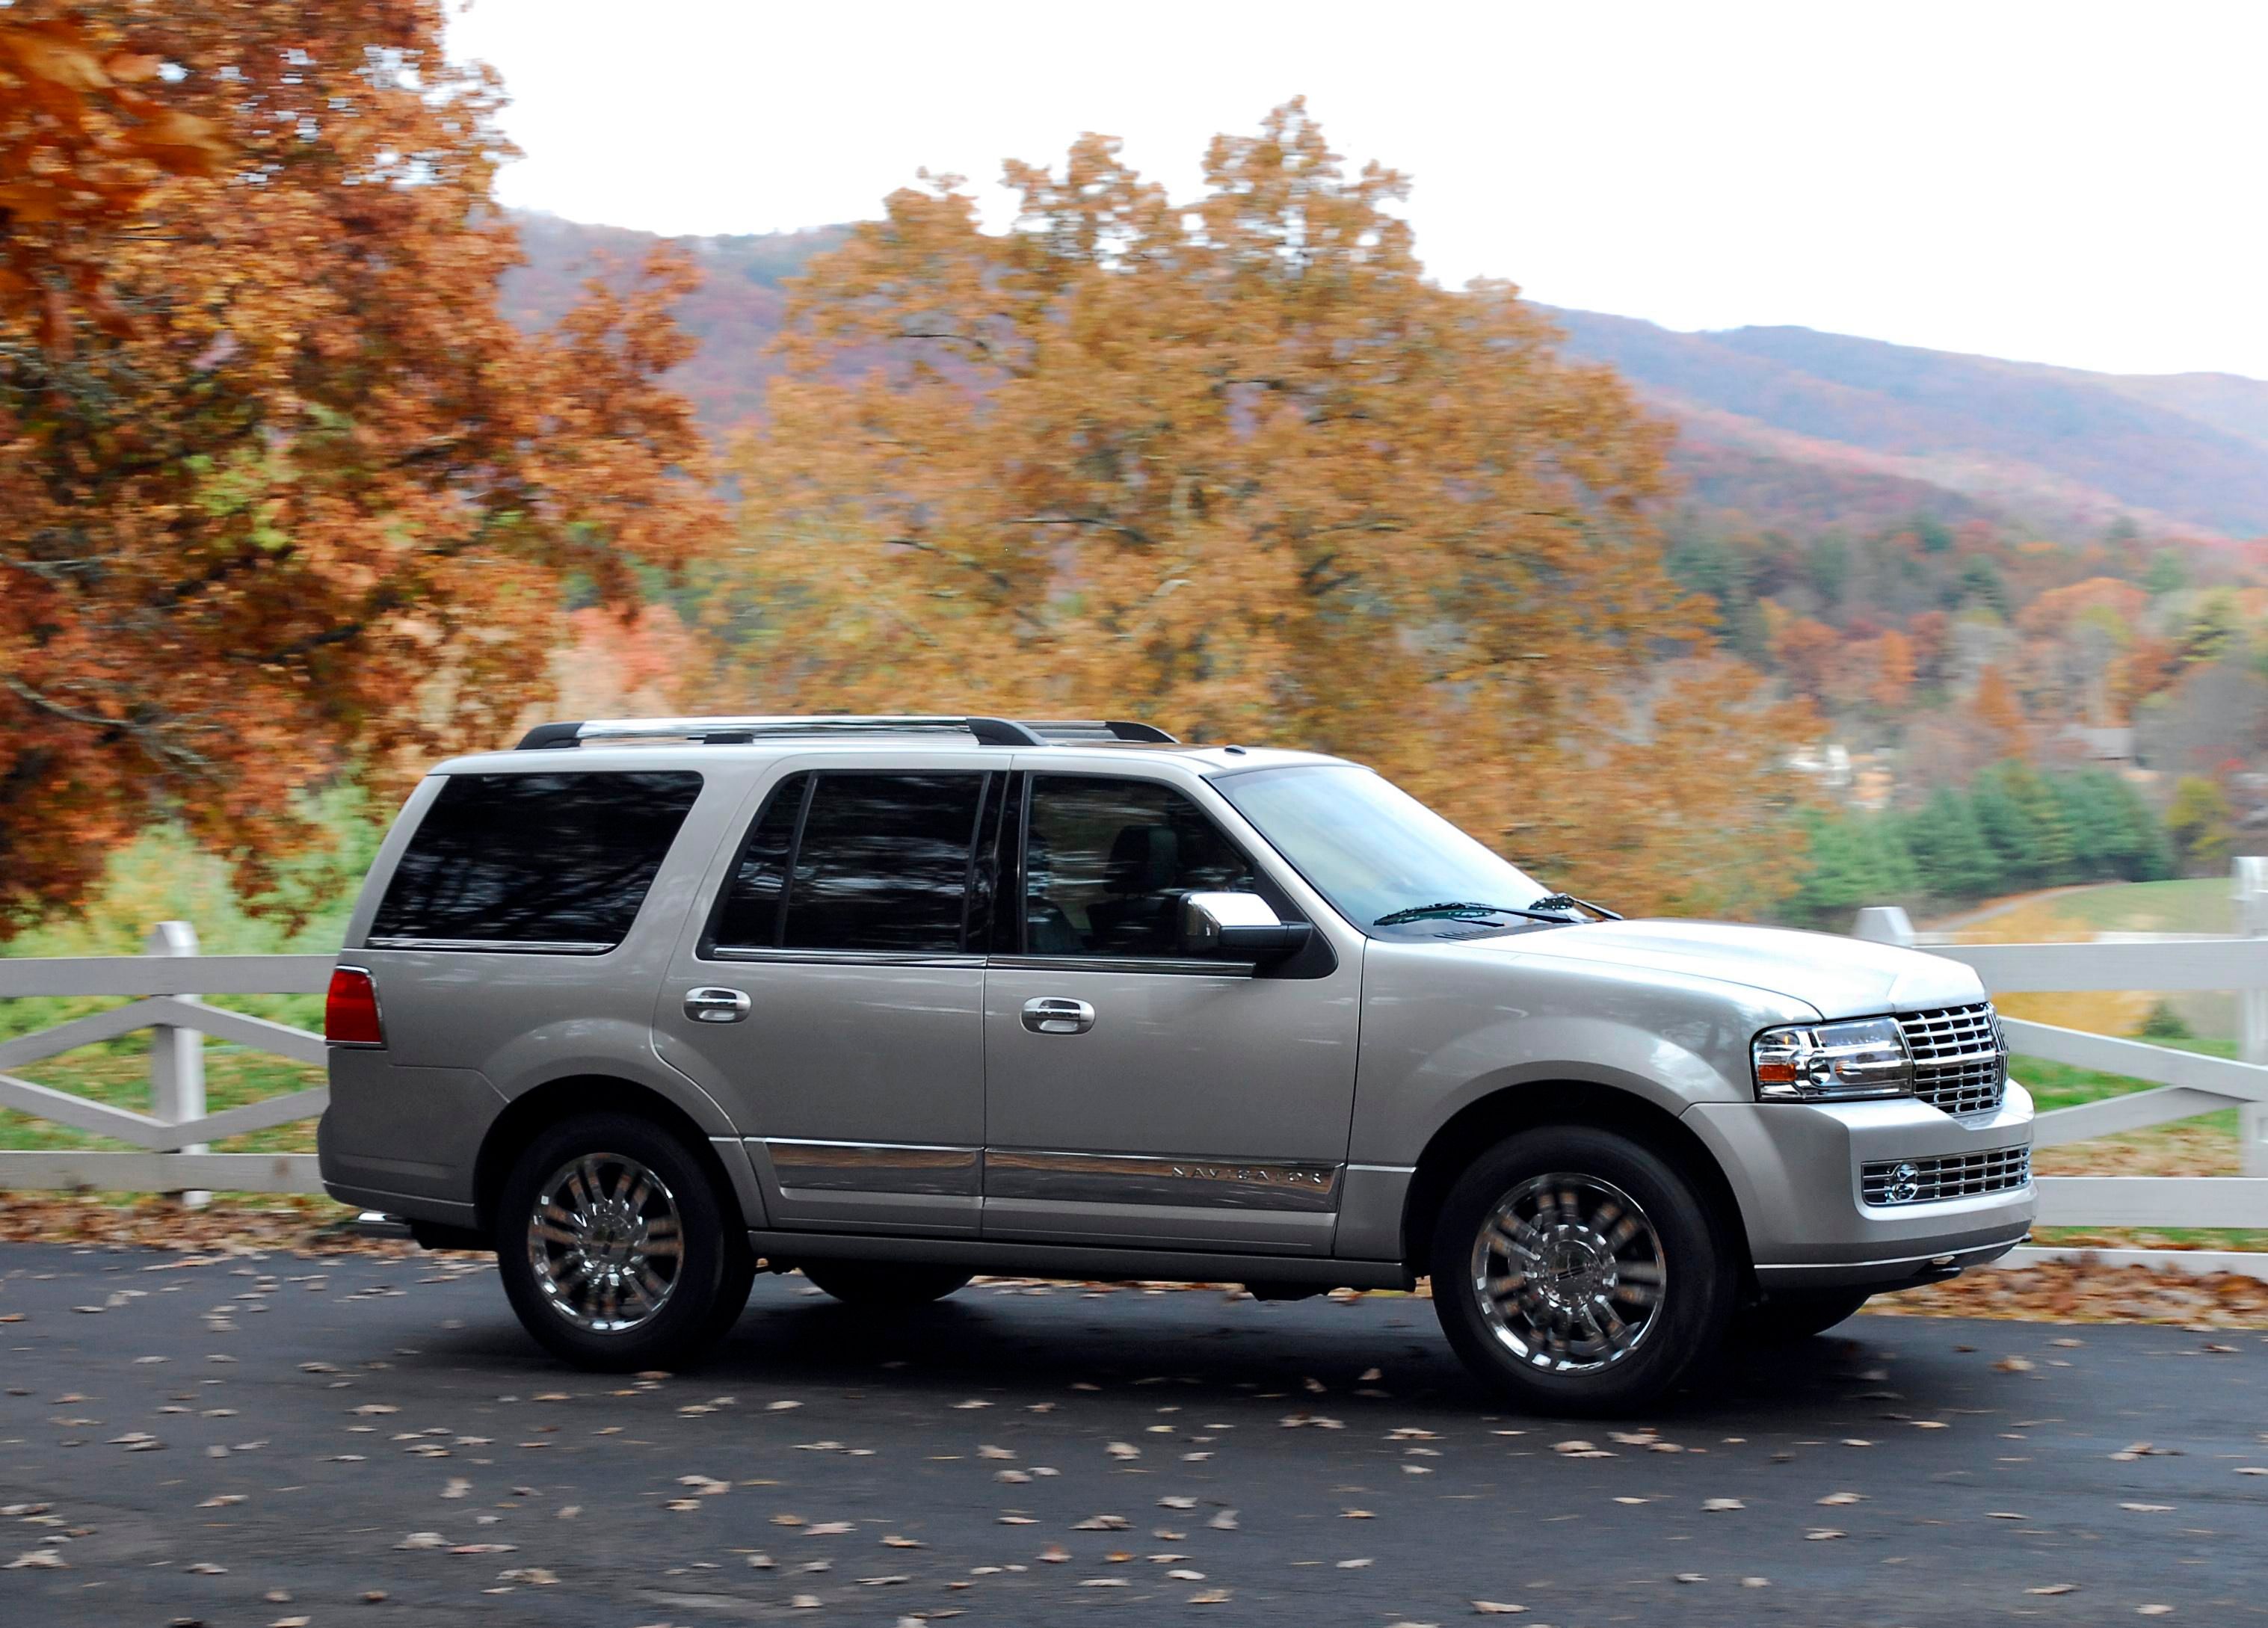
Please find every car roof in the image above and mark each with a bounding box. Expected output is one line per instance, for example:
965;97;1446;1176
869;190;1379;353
428;738;1347;778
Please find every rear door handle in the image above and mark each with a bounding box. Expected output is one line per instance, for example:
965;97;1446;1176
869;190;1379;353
684;986;751;1024
1021;996;1096;1036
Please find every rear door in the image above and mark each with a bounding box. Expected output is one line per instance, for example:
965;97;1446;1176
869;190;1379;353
654;756;1004;1236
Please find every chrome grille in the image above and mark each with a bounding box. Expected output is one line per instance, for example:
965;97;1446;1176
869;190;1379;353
1896;1002;2007;1115
1862;1145;2030;1206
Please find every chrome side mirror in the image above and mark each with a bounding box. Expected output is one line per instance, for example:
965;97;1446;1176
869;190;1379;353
1178;891;1313;963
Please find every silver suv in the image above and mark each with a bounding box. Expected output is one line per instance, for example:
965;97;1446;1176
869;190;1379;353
318;715;2034;1412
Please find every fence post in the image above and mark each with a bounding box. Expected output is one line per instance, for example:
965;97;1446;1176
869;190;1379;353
1851;906;1916;947
145;921;209;1206
2237;858;2268;1177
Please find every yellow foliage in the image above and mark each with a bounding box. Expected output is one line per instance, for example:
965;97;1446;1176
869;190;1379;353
706;102;1811;916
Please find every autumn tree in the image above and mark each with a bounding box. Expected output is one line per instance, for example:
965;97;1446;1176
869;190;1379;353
0;1;719;928
712;102;1811;914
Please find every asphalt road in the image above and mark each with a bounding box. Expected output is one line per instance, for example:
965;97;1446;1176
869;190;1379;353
1;1244;2264;1627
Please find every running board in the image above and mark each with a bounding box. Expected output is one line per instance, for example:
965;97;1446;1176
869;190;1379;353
745;1230;1413;1291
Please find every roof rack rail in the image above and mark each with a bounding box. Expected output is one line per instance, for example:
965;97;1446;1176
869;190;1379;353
512;715;1178;750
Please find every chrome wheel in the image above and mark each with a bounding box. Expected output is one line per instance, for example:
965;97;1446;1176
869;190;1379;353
526;1152;683;1333
1470;1171;1666;1374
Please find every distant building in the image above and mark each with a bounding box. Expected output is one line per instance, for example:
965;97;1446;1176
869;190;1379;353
2052;723;2135;764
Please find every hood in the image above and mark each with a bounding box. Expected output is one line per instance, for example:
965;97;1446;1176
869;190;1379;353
1456;919;1986;1020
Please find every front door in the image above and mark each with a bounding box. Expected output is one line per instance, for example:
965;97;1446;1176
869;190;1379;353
981;771;1363;1254
654;759;1005;1236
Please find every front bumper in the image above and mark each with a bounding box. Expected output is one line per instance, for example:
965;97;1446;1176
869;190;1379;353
1683;1081;2036;1292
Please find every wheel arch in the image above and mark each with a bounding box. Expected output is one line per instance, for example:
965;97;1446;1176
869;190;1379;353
1399;1079;1754;1286
472;1073;751;1236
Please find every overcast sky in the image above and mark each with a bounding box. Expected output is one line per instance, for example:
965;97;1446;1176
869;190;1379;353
447;0;2268;380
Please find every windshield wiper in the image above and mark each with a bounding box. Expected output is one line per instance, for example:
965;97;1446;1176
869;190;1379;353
1374;900;1577;927
1529;893;1623;922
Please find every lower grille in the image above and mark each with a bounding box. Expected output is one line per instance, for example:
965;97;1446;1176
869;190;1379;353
1897;1002;2009;1116
1862;1145;2031;1206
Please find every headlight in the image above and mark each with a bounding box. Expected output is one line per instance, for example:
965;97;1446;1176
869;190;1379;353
1752;1017;1912;1102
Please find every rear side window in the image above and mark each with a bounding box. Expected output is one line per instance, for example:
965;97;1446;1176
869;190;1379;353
709;771;990;955
371;771;702;952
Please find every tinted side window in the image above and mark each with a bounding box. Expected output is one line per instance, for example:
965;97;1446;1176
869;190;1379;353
372;771;701;952
1023;777;1254;957
708;774;809;950
780;773;987;954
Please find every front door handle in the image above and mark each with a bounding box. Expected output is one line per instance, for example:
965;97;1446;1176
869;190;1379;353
684;986;751;1024
1020;996;1096;1036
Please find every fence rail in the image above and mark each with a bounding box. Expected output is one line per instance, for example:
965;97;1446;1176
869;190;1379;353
3;892;2266;1273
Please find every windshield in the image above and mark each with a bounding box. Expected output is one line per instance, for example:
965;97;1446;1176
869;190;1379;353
1214;764;1553;937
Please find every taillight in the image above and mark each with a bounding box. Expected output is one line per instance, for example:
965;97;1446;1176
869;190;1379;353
325;966;385;1047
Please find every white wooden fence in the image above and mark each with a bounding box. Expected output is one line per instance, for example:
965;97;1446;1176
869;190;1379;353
0;923;332;1194
1855;856;2268;1274
1;891;2264;1277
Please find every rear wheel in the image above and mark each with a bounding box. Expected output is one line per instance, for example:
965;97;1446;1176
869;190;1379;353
1428;1126;1734;1415
801;1259;973;1307
495;1111;751;1371
1737;1287;1873;1344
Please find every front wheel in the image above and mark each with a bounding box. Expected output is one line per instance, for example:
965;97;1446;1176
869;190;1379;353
1428;1126;1734;1415
495;1111;752;1372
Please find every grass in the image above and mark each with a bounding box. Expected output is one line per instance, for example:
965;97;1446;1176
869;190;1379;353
2038;877;2234;936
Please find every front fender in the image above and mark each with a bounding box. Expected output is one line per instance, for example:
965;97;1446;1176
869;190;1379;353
1351;940;1816;1167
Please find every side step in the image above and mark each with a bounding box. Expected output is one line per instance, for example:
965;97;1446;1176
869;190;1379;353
747;1229;1413;1291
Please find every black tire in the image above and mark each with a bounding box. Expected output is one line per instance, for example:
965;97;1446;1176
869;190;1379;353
1427;1125;1735;1416
494;1111;752;1372
801;1259;973;1307
1735;1287;1873;1345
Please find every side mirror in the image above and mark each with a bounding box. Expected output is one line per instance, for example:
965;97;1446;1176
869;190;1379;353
1178;891;1313;963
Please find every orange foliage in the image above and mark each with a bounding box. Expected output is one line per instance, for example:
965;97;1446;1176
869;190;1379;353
0;10;229;344
2017;575;2148;639
1973;664;2030;756
1870;627;1915;709
0;1;720;929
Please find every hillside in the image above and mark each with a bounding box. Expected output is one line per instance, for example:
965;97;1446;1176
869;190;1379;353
504;212;2268;543
1547;309;2268;540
